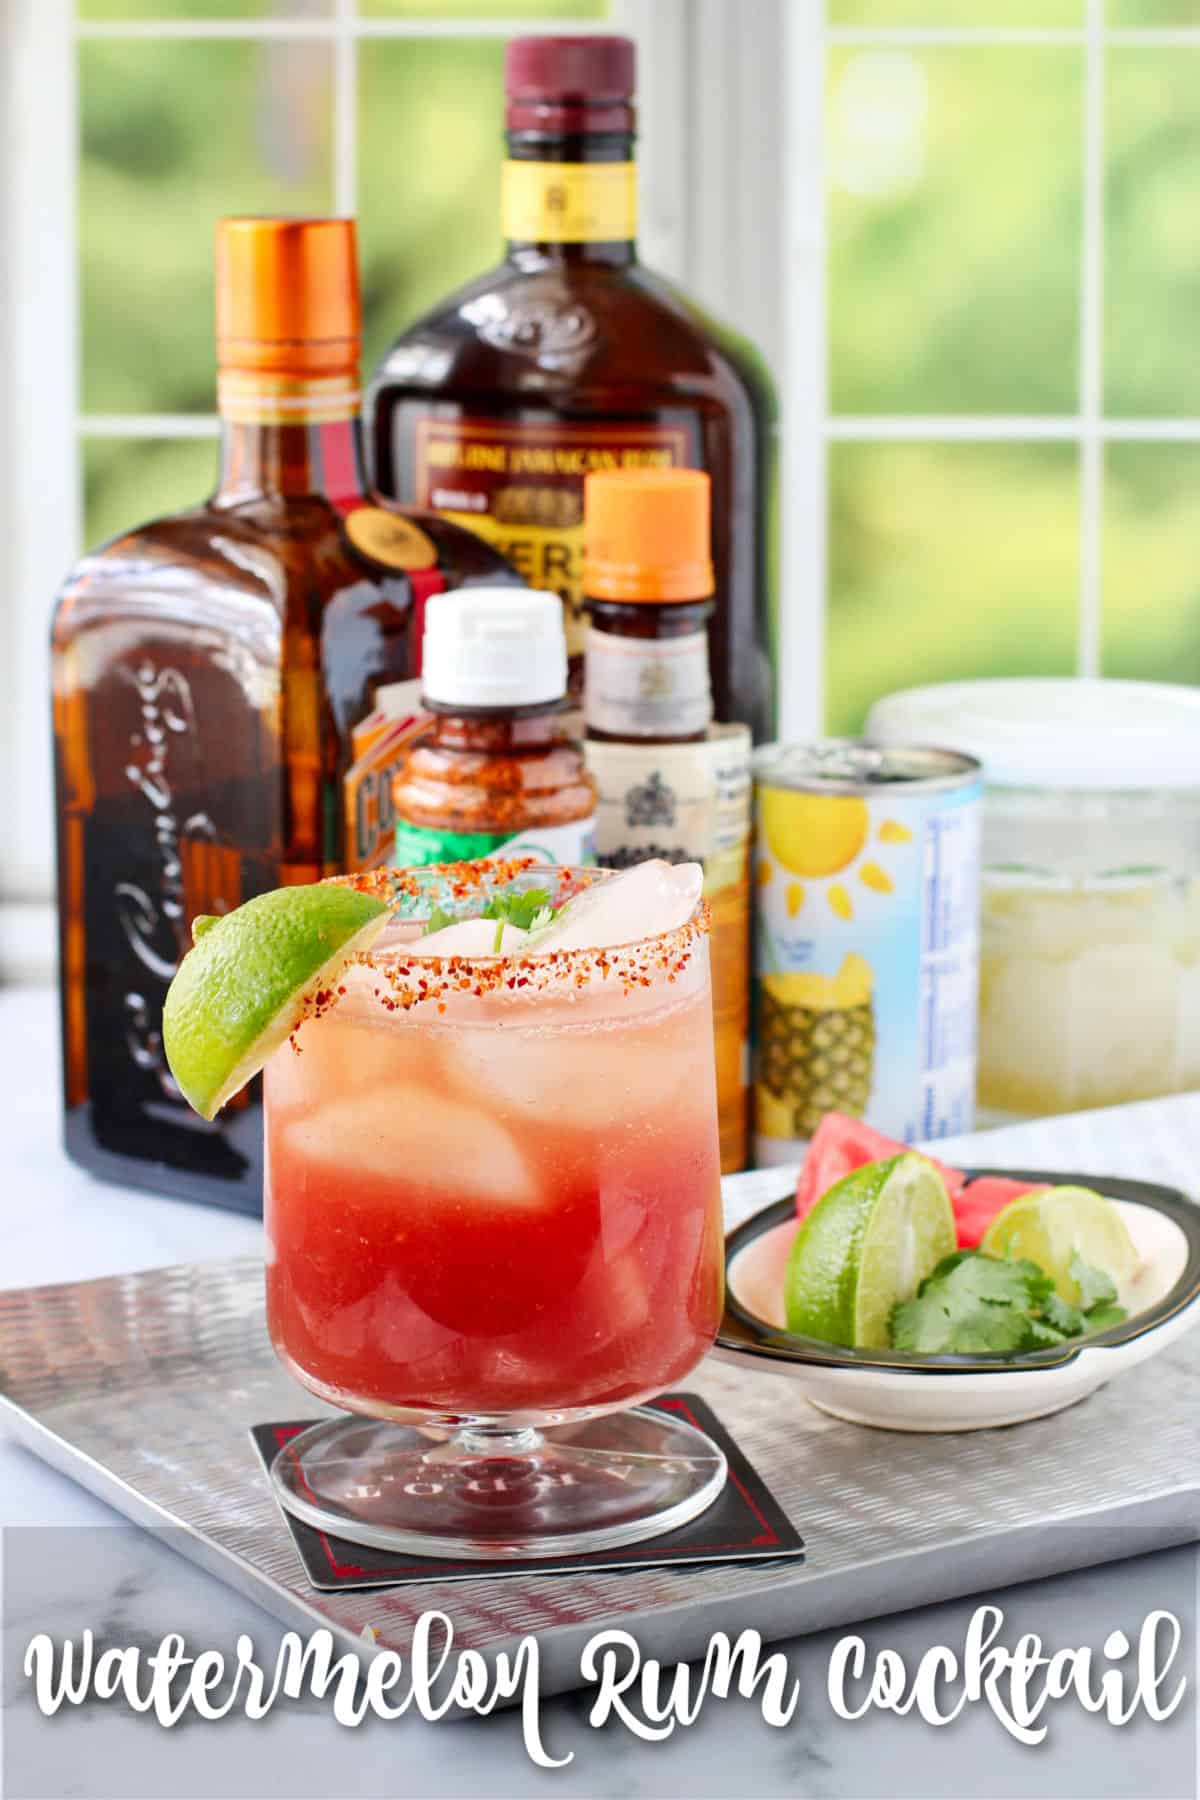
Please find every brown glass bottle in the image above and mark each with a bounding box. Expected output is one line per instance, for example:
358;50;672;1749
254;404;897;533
394;587;596;866
51;218;516;1212
369;34;775;740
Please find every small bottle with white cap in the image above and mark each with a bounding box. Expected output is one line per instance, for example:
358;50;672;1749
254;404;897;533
392;586;597;867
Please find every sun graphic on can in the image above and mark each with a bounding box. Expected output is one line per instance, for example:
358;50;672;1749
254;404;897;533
756;791;911;923
754;793;913;1144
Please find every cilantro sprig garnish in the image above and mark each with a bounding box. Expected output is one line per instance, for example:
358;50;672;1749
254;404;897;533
890;1250;1126;1356
423;887;562;952
481;887;558;951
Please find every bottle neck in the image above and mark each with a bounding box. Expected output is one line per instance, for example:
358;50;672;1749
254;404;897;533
212;369;368;509
424;702;571;752
585;597;714;635
503;131;637;269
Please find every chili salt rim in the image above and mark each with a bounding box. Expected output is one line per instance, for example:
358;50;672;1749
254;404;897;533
318;858;711;1013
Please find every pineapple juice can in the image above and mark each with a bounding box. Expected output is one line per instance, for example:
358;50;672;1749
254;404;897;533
752;742;982;1165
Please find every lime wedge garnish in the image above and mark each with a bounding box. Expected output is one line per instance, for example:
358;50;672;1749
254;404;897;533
163;885;390;1119
784;1152;958;1349
980;1185;1138;1304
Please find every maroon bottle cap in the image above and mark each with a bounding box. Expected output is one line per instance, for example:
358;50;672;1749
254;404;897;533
505;35;636;136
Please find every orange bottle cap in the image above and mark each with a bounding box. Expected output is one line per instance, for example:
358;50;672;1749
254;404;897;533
215;217;360;376
582;468;714;602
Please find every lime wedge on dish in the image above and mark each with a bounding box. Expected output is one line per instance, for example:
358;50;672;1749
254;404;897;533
980;1185;1138;1304
784;1152;957;1350
163;885;390;1119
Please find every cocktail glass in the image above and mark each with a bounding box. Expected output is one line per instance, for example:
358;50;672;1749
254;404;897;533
265;861;727;1558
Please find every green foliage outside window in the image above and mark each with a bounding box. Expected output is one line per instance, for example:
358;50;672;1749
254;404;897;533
78;4;1200;732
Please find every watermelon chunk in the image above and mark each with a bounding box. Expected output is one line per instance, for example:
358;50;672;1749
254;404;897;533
953;1175;1048;1248
794;1113;965;1222
792;1113;1044;1248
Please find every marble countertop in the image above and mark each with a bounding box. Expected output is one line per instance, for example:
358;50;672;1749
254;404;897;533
1;982;1195;1799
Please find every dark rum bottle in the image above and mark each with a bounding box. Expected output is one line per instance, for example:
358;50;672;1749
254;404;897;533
52;217;515;1212
370;34;775;738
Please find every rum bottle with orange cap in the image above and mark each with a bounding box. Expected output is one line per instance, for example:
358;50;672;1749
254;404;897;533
581;468;753;1171
51;216;516;1211
370;33;775;739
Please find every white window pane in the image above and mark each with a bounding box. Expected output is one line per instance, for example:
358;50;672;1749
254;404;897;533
827;442;1080;734
78;2;333;18
829;45;1083;413
830;1;1083;24
80;37;334;412
1107;2;1200;23
1104;445;1200;686
83;436;218;548
359;36;507;373
1105;49;1200;416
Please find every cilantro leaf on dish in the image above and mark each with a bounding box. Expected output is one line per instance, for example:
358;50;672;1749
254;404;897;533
889;1248;1126;1357
1070;1256;1119;1312
1082;1302;1126;1332
1040;1291;1086;1336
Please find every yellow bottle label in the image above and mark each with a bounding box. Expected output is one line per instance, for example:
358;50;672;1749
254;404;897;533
501;161;638;244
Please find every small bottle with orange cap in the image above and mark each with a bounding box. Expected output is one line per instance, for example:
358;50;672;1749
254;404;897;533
581;467;753;1173
582;469;715;745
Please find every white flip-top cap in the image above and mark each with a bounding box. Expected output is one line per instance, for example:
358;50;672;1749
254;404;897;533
420;585;567;709
867;677;1200;791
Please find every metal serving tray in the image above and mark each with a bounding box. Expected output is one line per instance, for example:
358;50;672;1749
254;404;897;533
1;1167;1197;1700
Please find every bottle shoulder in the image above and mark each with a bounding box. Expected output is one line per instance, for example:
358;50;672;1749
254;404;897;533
371;258;773;420
51;498;395;637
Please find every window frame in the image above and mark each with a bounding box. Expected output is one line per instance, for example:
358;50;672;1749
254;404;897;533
1;0;787;980
3;0;79;951
11;1;1197;974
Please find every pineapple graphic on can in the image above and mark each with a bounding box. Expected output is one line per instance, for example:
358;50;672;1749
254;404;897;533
758;954;876;1140
753;742;982;1164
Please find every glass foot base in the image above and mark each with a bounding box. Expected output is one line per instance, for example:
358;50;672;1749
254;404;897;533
271;1407;727;1560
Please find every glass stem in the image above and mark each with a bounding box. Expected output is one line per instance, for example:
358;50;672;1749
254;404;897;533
450;1424;544;1457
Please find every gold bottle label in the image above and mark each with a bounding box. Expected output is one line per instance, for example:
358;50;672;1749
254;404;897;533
216;370;360;425
501;160;638;243
343;507;438;571
412;417;691;657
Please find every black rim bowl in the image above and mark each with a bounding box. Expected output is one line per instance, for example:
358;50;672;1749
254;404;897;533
718;1168;1200;1376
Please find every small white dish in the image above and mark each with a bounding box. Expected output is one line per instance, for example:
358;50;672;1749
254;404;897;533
715;1170;1200;1432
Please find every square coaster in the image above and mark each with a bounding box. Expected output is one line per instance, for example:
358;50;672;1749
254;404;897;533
250;1393;804;1589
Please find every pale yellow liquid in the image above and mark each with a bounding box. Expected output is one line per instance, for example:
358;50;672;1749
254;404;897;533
978;877;1200;1117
